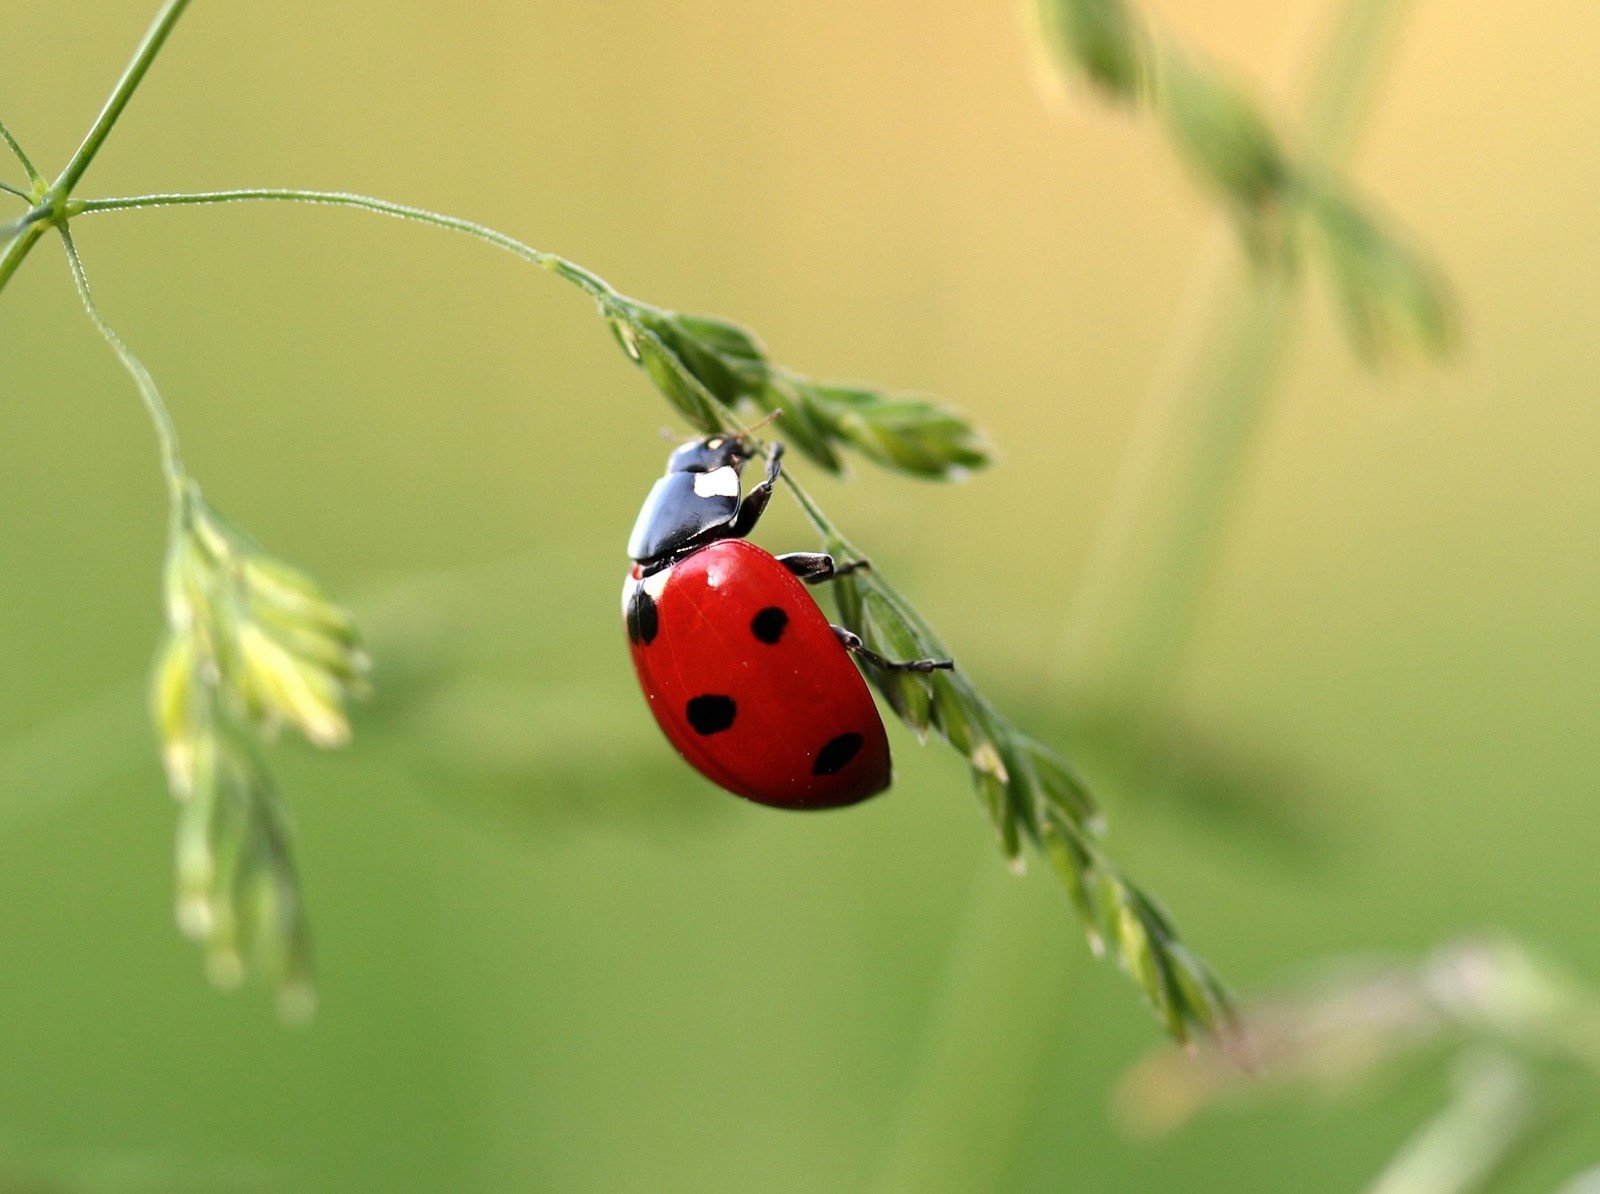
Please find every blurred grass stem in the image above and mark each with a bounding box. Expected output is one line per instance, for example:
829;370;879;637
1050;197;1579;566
869;865;1077;1194
1059;0;1410;706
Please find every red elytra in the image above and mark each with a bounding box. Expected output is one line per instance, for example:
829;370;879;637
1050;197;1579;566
624;539;891;809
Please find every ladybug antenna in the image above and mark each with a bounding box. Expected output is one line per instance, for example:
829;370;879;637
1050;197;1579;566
733;408;782;443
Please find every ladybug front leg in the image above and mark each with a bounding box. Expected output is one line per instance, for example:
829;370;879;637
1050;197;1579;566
725;441;785;539
777;552;871;585
833;626;954;673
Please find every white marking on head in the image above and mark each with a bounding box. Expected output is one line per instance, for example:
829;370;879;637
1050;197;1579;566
706;438;724;450
693;466;741;499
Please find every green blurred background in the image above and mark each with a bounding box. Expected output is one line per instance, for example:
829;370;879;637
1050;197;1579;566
4;1;1600;1189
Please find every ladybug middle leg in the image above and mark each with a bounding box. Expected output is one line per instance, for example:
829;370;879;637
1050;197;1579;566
832;626;954;673
777;552;871;585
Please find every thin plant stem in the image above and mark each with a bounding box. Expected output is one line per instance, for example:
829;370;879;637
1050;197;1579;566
0;219;50;294
52;0;193;199
74;190;618;305
0;220;48;293
57;226;187;497
2;206;53;237
0;181;30;202
0;116;44;190
1058;0;1410;705
0;121;48;285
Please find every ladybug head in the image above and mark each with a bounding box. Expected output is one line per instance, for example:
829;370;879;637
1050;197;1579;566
665;434;754;476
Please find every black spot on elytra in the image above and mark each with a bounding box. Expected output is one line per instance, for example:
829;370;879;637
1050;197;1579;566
750;606;788;644
626;587;658;645
812;732;863;776
686;694;737;735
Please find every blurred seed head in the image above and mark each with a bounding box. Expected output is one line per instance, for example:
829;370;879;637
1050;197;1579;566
168;719;314;1022
150;483;358;1023
156;486;368;759
1116;937;1600;1137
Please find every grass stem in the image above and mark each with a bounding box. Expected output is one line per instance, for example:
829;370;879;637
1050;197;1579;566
74;189;621;304
52;0;194;199
1058;0;1411;705
58;227;187;497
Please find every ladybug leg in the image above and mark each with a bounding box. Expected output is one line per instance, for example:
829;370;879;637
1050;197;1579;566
725;442;786;539
833;626;954;672
777;553;872;585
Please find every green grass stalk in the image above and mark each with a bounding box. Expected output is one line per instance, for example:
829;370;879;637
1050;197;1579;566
1059;0;1411;706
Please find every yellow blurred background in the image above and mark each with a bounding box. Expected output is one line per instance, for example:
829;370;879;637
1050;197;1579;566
4;1;1600;1190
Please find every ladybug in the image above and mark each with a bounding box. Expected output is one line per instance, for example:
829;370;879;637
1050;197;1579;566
623;433;952;809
